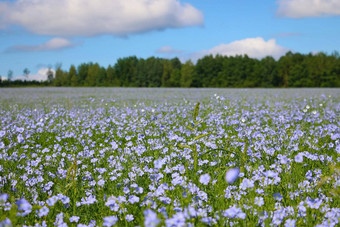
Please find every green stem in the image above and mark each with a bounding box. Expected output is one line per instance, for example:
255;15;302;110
193;144;198;172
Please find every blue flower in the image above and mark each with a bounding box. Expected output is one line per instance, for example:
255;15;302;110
199;173;211;185
225;168;239;184
294;153;304;163
103;216;118;227
0;218;12;227
144;209;160;227
285;219;296;227
0;193;9;204
54;212;64;226
254;197;264;207
17;134;24;143
128;195;139;204
69;216;80;223
224;206;246;219
16;198;32;212
125;214;134;222
46;196;58;206
273;192;283;201
38;206;49;218
97;179;105;187
239;178;254;190
154;158;165;169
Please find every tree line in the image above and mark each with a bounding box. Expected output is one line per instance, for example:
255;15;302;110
1;51;340;87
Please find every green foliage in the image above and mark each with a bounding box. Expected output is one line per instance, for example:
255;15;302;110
180;60;194;87
69;65;78;86
7;70;13;81
2;51;340;87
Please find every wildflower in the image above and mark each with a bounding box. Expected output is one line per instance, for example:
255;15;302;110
224;206;246;219
117;196;126;203
60;195;70;204
17;134;24;143
306;198;323;209
239;178;254;190
123;187;130;194
165;212;186;226
54;212;64;226
254;197;264;207
97;179;105;187
46;196;58;206
273;193;283;201
135;187;144;194
69;216;80;223
103;216;118;227
88;220;96;227
256;188;264;194
0;193;9;204
77;223;88;227
225;168;240;184
128;195;140;204
82;195;97;205
126;214;134;222
294;153;304;163
154;158;165;169
16;198;32;215
285;219;296;227
0;218;12;227
198;191;208;201
199;173;211;185
278;154;288;164
38;206;49;218
144;209;160;227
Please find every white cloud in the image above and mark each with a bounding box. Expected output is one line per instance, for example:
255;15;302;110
0;0;203;37
192;37;289;61
156;46;183;54
277;0;340;18
12;68;55;81
5;38;77;52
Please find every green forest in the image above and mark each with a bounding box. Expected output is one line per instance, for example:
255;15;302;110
1;51;340;87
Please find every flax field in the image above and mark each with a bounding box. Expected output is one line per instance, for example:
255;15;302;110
0;88;339;227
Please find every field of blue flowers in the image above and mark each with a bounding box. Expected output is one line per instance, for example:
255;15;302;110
0;88;339;227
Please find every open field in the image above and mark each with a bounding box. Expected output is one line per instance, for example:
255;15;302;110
0;88;340;226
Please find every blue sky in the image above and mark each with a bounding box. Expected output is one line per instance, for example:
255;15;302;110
0;0;339;81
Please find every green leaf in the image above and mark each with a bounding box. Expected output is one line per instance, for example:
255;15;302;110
187;126;195;131
194;133;210;141
178;144;192;150
193;102;200;122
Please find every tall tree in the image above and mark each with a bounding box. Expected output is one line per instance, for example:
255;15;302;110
107;65;120;86
161;60;172;87
7;70;13;81
53;63;63;86
77;63;91;86
114;56;138;87
96;66;107;86
136;59;148;87
46;68;54;84
86;63;100;86
23;68;30;79
277;51;294;87
180;60;194;87
259;56;277;87
146;57;163;87
168;69;181;87
69;65;78;86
